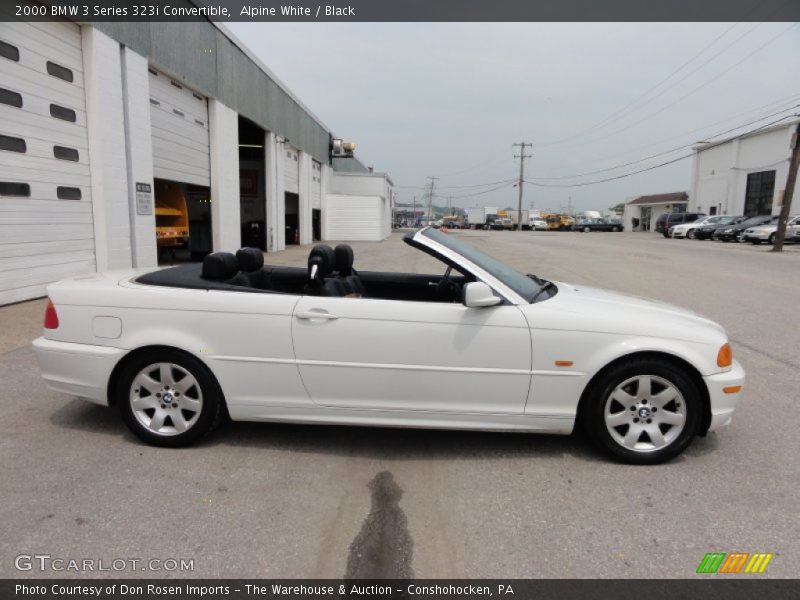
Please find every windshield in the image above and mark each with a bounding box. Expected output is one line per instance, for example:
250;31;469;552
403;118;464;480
420;228;542;301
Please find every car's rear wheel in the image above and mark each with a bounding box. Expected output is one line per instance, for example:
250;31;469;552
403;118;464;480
583;226;591;233
117;349;225;447
582;358;701;464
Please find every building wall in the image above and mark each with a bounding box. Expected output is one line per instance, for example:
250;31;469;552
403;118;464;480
120;46;158;268
690;123;798;216
92;16;330;165
208;98;241;252
324;195;387;241
82;26;132;271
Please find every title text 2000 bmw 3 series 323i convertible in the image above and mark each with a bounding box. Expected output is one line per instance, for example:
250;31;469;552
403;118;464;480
32;228;745;464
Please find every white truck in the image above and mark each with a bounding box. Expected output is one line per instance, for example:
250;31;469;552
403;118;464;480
506;209;531;230
465;207;498;230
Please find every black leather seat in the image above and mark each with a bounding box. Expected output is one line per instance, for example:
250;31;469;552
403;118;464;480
229;247;272;289
334;244;366;296
201;252;239;281
305;245;346;297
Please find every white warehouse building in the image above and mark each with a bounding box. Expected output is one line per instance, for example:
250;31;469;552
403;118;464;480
688;118;799;217
0;13;394;305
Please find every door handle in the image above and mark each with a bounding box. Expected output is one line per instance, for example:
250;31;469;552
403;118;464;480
295;310;339;320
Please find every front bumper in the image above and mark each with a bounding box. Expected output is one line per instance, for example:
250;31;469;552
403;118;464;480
704;359;745;432
32;337;126;406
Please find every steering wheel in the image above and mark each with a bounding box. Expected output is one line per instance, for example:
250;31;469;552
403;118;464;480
435;266;461;302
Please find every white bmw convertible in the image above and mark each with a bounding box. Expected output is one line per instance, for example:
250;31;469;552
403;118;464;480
33;228;744;464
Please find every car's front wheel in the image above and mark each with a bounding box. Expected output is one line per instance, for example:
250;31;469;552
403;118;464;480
687;229;696;239
582;358;702;464
768;233;776;245
116;349;225;447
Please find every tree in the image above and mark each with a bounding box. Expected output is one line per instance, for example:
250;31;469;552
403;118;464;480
608;203;626;214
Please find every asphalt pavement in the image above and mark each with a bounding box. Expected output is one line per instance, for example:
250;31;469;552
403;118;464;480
1;231;798;578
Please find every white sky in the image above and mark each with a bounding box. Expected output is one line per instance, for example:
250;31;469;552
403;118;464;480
228;22;799;212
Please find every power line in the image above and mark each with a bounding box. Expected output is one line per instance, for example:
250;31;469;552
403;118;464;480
527;105;800;181
537;21;748;147
548;22;798;150
532;92;800;176
524;114;798;188
396;177;517;190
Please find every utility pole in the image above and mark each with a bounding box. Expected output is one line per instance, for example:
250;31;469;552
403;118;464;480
412;195;417;227
513;142;532;231
772;122;800;252
425;176;439;222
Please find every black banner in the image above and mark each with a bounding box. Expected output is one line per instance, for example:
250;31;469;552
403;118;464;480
3;0;800;22
3;580;800;600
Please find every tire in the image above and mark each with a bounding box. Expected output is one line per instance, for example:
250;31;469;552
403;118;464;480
583;226;591;233
581;357;702;465
116;349;226;447
687;229;696;239
751;239;761;245
768;233;776;245
662;232;669;238
613;227;621;232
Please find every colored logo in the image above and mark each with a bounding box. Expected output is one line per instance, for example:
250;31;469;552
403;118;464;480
696;552;774;574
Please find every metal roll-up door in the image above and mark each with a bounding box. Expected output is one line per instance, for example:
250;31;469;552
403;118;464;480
311;160;322;209
148;67;210;186
0;20;95;305
283;145;298;193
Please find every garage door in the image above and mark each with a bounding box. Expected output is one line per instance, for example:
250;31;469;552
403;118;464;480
0;20;95;305
311;160;322;209
148;67;209;186
283;145;299;194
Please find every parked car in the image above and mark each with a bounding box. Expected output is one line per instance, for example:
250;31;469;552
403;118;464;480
655;212;705;237
530;219;548;231
692;216;745;240
571;219;623;232
33;229;743;464
742;215;800;245
669;215;729;239
714;215;777;242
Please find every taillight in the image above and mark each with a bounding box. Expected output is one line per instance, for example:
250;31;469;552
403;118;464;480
44;299;59;329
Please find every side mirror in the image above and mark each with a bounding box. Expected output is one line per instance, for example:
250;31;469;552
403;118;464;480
463;282;501;308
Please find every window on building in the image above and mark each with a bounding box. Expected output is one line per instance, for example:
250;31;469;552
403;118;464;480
0;88;22;108
50;104;76;122
0;182;31;197
0;134;26;153
46;61;73;83
53;146;79;161
56;186;82;200
744;170;776;216
0;40;20;62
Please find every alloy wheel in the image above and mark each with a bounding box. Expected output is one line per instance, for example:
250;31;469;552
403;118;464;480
604;375;686;453
129;362;203;436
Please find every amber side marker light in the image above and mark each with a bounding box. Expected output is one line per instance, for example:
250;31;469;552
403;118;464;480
717;343;732;368
723;385;742;394
554;360;573;367
43;299;59;329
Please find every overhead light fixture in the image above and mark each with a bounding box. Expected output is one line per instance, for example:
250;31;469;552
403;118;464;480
330;138;355;158
238;144;263;148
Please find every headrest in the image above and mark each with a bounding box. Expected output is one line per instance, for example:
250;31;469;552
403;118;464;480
236;247;264;272
202;252;239;280
334;244;354;275
308;244;335;279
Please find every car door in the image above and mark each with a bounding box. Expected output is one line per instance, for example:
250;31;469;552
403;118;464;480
291;294;531;414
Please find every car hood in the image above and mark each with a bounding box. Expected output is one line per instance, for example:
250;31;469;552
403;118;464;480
745;224;777;232
527;282;726;344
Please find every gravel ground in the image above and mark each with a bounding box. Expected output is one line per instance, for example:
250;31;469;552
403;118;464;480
1;231;797;579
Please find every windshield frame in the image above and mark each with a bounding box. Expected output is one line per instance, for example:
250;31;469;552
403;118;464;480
409;228;545;304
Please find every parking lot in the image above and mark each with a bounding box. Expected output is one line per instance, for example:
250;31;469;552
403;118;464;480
1;231;798;579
